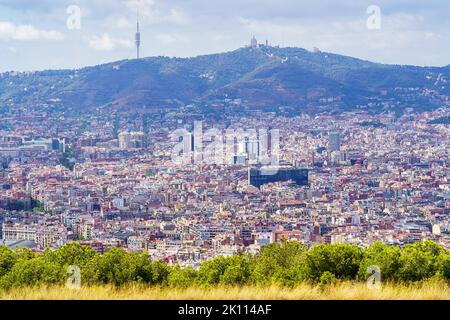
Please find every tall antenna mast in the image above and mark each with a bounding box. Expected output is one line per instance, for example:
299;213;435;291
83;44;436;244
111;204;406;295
135;10;141;59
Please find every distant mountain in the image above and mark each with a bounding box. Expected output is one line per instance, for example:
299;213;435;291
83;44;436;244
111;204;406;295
1;46;449;114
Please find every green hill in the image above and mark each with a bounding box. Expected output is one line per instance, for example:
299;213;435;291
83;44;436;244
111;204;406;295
1;46;449;114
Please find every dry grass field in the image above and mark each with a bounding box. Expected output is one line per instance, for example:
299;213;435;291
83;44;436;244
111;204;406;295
1;281;449;300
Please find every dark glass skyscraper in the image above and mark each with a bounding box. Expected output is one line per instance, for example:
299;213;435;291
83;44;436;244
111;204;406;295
248;167;309;189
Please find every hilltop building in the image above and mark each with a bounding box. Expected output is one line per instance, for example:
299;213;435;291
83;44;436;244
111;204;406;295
250;36;258;48
248;36;270;49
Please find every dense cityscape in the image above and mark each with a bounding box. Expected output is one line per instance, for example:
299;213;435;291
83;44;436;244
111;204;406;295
1;93;449;267
2;0;450;312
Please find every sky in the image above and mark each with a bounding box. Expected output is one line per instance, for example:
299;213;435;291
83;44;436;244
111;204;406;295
0;0;449;72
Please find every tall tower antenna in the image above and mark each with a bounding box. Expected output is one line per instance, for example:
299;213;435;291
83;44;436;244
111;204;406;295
135;11;141;59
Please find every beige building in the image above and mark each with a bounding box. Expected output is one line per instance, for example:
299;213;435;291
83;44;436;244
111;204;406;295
118;131;145;150
2;222;67;248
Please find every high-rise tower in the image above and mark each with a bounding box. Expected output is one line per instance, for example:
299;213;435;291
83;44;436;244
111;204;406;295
135;15;141;59
328;131;341;152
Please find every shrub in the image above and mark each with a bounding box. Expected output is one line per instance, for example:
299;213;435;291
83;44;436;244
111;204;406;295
437;252;450;280
197;256;231;286
319;271;337;286
220;255;252;285
305;243;363;281
251;240;308;285
358;241;401;281
44;242;98;268
0;257;64;290
14;247;38;261
168;266;198;288
82;247;154;286
0;240;448;289
398;241;444;281
0;246;18;278
150;260;170;285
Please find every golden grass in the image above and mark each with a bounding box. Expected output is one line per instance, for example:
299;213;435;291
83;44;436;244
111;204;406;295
1;281;449;300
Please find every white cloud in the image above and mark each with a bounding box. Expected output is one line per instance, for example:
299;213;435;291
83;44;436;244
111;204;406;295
124;0;157;16
1;0;449;70
238;13;443;60
0;21;64;41
165;8;190;25
115;17;132;28
239;17;307;38
87;33;133;51
124;0;189;25
155;33;190;45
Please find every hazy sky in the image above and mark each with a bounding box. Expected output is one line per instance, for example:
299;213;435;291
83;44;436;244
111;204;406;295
0;0;449;71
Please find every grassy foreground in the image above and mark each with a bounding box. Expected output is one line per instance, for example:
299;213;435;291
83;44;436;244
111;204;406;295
1;281;449;300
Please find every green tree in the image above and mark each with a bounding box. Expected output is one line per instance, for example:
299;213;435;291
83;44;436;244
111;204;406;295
398;241;444;281
167;266;198;288
319;271;337;286
45;242;98;268
14;247;38;261
251;240;308;285
150;260;170;285
220;254;252;285
197;256;231;286
82;247;159;286
358;241;401;281
305;243;363;281
0;257;64;290
437;251;450;280
0;246;18;278
31;199;45;212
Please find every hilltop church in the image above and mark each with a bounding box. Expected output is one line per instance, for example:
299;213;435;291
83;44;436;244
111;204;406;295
248;36;270;49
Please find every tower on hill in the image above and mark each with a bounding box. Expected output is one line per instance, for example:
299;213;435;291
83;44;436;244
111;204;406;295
135;14;141;59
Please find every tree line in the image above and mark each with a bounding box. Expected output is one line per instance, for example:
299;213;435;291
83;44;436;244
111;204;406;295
0;240;448;290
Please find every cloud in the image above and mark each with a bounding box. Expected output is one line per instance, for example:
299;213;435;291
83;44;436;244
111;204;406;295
0;21;64;41
87;33;133;51
115;17;132;28
124;0;157;16
1;0;449;70
155;33;190;45
7;46;17;53
238;11;442;55
123;0;189;25
164;8;190;25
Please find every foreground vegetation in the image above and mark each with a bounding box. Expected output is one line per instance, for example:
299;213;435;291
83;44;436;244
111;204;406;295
0;240;449;295
1;281;449;300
